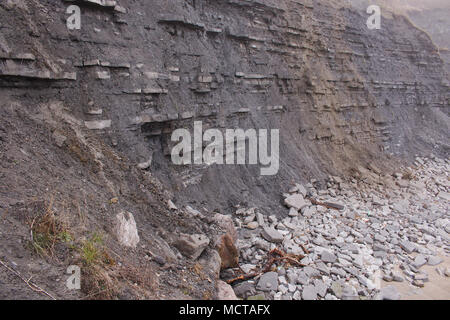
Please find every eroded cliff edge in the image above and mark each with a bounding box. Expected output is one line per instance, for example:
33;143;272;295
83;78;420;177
0;0;448;299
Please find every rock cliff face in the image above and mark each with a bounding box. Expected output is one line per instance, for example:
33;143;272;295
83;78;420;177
1;0;448;212
0;0;448;299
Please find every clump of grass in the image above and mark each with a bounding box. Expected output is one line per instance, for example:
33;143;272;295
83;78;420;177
30;199;70;258
59;230;73;243
80;233;114;266
82;264;118;300
78;232;118;299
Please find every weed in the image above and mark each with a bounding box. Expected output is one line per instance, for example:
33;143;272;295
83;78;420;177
59;230;73;243
30;198;69;258
81;264;118;300
78;232;119;299
80;233;104;266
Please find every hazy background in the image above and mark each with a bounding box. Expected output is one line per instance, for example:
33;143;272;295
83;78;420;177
348;0;450;12
348;0;450;63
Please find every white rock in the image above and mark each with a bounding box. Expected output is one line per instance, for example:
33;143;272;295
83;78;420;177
84;120;112;130
115;211;140;248
284;194;308;211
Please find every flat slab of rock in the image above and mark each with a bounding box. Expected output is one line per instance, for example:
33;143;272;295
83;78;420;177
288;207;299;217
284;194;308;211
320;250;337;263
393;201;409;214
412;255;427;269
256;212;265;226
302;285;317;300
233;281;256;299
256;272;278;292
295;184;308;197
330;282;343;298
427;256;443;266
247;222;259;229
400;240;416;254
313;279;328;297
378;285;401;300
173;233;210;260
85;120;111;130
261;227;284;243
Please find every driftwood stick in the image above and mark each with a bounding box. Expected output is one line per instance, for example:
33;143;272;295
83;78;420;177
307;196;340;211
226;248;306;285
0;259;56;300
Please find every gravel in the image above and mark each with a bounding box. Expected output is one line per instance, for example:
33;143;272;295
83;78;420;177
230;157;449;300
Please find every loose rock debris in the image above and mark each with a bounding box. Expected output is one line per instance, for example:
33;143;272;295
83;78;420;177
229;156;449;300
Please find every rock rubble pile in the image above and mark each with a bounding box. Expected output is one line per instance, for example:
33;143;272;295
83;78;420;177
227;156;449;300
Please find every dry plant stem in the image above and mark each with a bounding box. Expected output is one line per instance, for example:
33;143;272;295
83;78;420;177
299;243;309;254
307;197;340;211
0;259;56;300
226;248;306;285
30;216;37;242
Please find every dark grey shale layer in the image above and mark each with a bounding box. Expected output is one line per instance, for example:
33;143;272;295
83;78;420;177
0;0;448;214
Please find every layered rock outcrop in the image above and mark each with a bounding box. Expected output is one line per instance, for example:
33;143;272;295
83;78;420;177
2;0;448;212
0;0;448;299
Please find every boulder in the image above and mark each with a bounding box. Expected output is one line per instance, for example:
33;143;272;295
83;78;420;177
115;211;140;248
256;272;278;292
173;233;210;260
198;249;222;279
261;226;284;243
213;213;237;243
284;194;308;211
